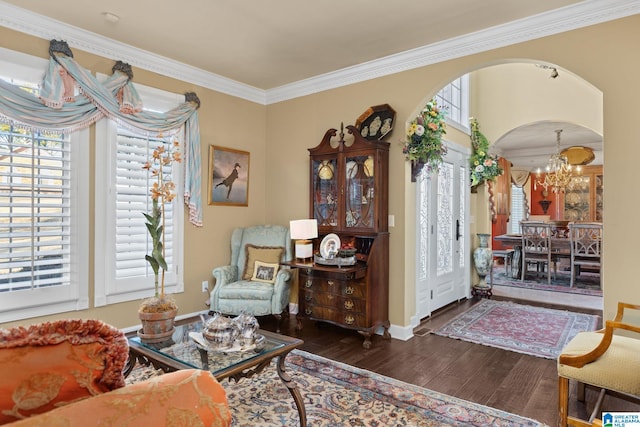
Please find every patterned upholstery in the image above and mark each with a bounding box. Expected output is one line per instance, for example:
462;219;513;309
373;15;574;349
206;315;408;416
0;319;230;426
8;370;231;427
210;225;292;330
0;319;128;424
558;331;640;395
557;302;640;427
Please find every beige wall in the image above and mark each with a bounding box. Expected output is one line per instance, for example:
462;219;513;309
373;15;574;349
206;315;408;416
473;62;603;145
469;62;602;238
265;15;640;327
1;14;638;330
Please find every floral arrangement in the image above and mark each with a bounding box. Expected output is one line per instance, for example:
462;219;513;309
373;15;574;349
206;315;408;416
140;138;181;313
469;118;503;187
402;99;447;173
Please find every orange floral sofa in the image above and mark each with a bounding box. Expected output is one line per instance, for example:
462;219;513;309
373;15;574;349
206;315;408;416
0;319;231;426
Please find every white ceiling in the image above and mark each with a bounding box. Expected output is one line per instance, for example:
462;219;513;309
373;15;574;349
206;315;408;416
492;121;603;170
1;0;634;168
1;0;587;90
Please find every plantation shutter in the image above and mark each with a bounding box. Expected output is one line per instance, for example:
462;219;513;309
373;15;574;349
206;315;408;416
114;131;175;280
510;184;524;234
0;123;71;292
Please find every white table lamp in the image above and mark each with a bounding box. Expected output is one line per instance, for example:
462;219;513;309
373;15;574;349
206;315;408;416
289;219;318;261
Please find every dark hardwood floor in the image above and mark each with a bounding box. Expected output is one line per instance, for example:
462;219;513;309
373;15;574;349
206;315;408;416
258;295;640;427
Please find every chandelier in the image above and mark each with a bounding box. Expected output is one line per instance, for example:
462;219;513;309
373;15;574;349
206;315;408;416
535;129;582;193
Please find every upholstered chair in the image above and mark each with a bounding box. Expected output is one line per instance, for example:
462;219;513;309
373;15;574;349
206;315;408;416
558;302;640;426
210;224;292;331
0;319;231;426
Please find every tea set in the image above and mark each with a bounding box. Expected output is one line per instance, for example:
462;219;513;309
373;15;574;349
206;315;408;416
189;312;265;352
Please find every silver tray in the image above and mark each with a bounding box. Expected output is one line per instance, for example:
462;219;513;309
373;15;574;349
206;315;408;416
314;255;357;266
189;331;265;353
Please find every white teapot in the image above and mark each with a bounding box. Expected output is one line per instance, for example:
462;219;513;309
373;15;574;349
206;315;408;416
233;311;259;346
201;312;239;350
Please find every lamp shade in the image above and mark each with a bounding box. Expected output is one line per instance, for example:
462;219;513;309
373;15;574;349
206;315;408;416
290;219;318;260
289;219;318;240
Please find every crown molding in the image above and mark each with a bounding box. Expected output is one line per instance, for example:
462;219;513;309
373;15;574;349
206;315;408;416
1;0;638;105
266;0;640;104
0;1;267;104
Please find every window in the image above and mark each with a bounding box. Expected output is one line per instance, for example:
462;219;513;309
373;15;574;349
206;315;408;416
436;74;470;133
510;184;525;234
95;84;184;306
0;48;89;322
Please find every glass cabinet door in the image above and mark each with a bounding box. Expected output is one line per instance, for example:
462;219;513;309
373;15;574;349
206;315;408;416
564;176;591;221
595;174;603;221
312;158;338;227
345;154;375;229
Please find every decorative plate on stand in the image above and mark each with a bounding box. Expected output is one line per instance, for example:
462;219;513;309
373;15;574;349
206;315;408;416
319;233;341;259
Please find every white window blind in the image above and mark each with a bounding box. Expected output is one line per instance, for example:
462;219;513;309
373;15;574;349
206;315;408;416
114;132;176;280
94;82;184;306
510;184;525;234
0;127;70;290
0;47;89;322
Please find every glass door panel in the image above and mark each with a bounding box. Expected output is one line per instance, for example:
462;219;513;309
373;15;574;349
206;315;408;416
345;154;375;229
312;158;338;227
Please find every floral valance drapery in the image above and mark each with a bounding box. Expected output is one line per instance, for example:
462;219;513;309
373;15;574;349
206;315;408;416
0;40;203;226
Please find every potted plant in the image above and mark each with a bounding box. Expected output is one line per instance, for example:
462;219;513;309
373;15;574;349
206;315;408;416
469;117;503;190
402;98;447;181
138;139;181;343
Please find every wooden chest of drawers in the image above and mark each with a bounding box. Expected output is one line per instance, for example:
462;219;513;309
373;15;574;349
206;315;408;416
300;266;367;327
292;250;390;349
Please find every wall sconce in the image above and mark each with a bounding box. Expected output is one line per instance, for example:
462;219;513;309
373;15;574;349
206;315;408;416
289;219;318;261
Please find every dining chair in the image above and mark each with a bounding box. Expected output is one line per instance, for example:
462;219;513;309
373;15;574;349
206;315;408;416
569;222;602;288
520;221;557;285
558;302;640;427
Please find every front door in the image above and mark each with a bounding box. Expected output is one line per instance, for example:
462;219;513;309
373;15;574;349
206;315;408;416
415;142;470;320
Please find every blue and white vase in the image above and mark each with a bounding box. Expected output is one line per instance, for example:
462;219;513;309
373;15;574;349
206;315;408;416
473;233;493;288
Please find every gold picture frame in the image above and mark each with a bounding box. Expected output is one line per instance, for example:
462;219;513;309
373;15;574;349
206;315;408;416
208;145;250;206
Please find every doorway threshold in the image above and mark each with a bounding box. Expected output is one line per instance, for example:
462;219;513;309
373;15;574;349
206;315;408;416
492;284;602;312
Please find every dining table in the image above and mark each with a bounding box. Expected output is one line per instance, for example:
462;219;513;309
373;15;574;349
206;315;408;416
494;233;571;279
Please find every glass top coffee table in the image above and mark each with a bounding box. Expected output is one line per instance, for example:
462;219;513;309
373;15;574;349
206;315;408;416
126;317;306;426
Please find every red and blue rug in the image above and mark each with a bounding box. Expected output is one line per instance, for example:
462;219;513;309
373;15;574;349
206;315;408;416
433;299;599;359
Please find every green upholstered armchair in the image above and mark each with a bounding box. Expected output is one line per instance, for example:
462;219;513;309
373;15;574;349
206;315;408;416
210;225;292;331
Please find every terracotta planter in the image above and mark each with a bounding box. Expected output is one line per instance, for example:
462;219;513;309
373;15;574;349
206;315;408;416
137;308;177;343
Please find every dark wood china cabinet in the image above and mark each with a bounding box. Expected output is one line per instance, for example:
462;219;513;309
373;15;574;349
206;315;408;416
293;124;390;349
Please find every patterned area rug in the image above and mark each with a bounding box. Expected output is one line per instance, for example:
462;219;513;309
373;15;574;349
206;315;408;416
434;299;599;359
126;349;546;426
491;268;602;297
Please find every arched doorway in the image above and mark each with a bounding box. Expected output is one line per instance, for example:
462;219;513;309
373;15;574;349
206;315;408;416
412;61;603;323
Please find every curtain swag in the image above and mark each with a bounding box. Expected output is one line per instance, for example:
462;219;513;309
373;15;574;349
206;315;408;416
0;39;203;226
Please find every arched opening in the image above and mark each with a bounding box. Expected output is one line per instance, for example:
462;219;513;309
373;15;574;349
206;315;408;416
411;60;603;322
